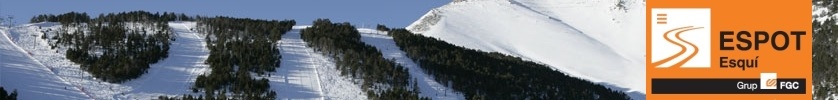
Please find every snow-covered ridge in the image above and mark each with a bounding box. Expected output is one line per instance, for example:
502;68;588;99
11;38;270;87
407;0;645;99
406;9;442;33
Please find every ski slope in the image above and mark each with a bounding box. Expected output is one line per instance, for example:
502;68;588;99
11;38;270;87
117;22;210;99
2;22;376;100
358;28;464;100
267;26;367;100
4;22;211;99
407;0;646;99
8;23;129;99
0;27;91;100
0;1;650;98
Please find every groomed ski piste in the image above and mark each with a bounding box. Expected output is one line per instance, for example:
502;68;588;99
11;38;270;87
0;25;90;100
358;28;465;99
0;22;464;100
267;26;369;100
265;26;466;100
0;1;647;99
1;22;213;99
116;22;211;99
407;0;646;99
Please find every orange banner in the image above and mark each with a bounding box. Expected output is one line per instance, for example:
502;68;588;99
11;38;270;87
646;0;812;99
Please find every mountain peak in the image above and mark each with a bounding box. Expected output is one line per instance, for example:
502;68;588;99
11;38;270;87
406;0;646;99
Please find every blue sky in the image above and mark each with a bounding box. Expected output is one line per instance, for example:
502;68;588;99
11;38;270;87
0;0;449;27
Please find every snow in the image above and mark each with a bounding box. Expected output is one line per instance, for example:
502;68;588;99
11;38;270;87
3;22;211;100
407;0;646;99
0;26;91;100
8;23;128;99
1;22;374;100
0;1;651;99
814;4;835;25
358;29;465;100
116;22;210;99
266;27;368;100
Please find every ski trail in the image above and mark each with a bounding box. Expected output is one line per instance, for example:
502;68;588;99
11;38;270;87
1;27;94;99
307;42;364;100
274;29;326;100
118;22;210;99
10;23;128;100
8;22;210;99
305;41;326;100
358;30;465;99
273;27;367;100
180;23;210;91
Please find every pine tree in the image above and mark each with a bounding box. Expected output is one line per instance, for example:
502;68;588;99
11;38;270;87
0;87;17;100
376;24;389;31
389;28;630;99
0;87;6;99
300;20;424;99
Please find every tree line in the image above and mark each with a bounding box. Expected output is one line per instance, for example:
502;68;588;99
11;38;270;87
167;16;295;100
31;11;193;24
0;87;17;100
300;19;428;100
813;16;838;99
34;11;175;83
813;1;838;99
388;29;631;100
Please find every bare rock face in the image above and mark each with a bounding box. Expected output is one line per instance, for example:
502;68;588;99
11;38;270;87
406;9;442;33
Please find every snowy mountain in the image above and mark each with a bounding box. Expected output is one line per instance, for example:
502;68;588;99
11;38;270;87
0;0;644;99
0;22;209;99
407;0;645;99
0;22;464;100
357;28;465;99
0;26;90;100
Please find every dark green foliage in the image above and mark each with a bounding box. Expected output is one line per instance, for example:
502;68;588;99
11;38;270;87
30;12;90;25
0;87;18;100
157;94;205;100
376;24;389;31
389;29;631;100
812;1;838;99
44;11;173;83
196;16;294;75
191;16;293;100
32;11;194;24
376;87;431;100
815;0;838;19
814;1;838;99
300;19;425;100
814;18;838;99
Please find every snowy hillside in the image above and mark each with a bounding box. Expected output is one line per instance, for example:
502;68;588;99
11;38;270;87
0;26;90;100
358;28;465;99
0;22;438;99
0;22;212;99
0;0;645;99
268;26;368;100
407;0;645;99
